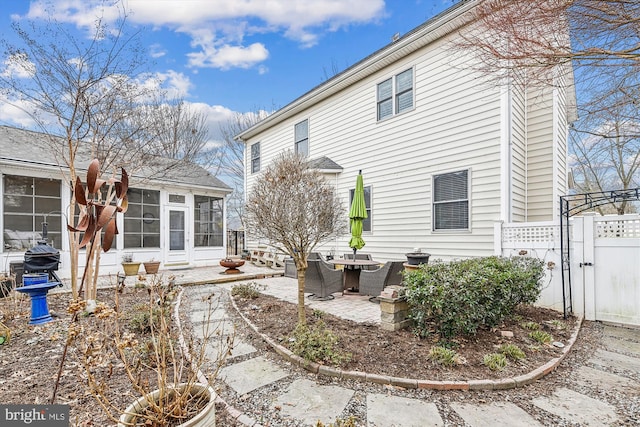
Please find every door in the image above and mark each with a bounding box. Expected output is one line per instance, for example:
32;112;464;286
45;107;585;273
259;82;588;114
166;207;189;265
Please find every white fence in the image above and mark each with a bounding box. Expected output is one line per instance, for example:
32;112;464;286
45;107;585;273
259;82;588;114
495;214;640;326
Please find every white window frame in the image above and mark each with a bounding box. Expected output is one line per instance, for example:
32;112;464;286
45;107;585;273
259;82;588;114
432;169;470;232
349;185;372;233
377;67;414;121
251;142;260;174
294;119;309;156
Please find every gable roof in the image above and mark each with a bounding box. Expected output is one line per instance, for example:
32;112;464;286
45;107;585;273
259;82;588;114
0;125;232;192
308;156;343;172
237;0;477;141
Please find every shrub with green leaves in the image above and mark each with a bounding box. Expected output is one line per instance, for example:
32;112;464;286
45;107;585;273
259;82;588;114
231;281;264;299
483;353;508;371
289;321;351;366
404;256;544;338
428;346;461;367
529;330;552;344
499;343;526;361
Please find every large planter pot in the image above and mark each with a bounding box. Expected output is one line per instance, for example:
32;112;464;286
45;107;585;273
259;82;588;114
405;252;431;266
118;383;215;427
122;262;141;276
143;261;161;275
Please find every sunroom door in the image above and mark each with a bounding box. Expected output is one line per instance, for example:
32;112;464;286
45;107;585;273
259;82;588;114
166;207;189;265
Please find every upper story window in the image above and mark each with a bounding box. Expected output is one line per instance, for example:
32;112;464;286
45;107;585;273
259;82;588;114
3;175;62;251
124;188;160;248
349;185;372;232
377;68;414;121
194;195;224;247
294;119;309;157
251;142;261;173
432;169;469;231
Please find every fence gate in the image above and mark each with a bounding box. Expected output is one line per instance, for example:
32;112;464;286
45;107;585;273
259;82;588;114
560;188;640;321
226;230;245;257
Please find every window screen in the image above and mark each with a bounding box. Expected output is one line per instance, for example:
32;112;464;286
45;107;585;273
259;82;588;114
433;170;469;230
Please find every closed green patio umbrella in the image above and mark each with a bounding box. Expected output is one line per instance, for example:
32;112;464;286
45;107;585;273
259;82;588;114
349;171;368;256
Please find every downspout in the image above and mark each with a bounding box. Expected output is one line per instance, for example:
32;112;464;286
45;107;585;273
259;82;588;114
507;81;513;223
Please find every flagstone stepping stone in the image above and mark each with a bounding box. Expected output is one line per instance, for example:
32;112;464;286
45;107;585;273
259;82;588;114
367;393;443;426
451;402;542;427
192;318;235;337
602;336;640;356
189;308;227;323
590;349;640;374
220;356;288;395
602;325;640;343
532;387;618;426
273;379;354;426
205;336;256;360
574;366;639;391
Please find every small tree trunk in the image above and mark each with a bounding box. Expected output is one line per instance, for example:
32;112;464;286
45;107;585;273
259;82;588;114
296;268;307;326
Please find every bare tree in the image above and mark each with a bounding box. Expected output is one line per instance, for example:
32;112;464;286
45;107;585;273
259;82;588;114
218;108;271;228
244;151;346;325
0;3;211;296
457;0;640;85
570;70;640;213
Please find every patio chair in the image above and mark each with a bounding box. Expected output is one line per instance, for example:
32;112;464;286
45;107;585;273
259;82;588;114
271;252;286;268
359;260;405;299
304;259;343;300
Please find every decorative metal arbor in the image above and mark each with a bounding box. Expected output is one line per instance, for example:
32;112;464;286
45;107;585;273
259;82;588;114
559;188;640;318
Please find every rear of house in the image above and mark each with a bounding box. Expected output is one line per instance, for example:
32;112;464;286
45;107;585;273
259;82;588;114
0;126;232;279
239;1;574;262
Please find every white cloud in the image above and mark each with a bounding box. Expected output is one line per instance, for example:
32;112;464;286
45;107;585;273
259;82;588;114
149;44;167;58
1;53;36;79
18;0;385;69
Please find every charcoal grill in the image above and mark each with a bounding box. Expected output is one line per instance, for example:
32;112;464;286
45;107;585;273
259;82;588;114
22;220;62;285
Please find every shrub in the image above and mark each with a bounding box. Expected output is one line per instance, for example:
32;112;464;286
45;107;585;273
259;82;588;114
231;281;264;299
522;321;540;330
529;330;552;344
289;321;351;366
483;353;508;371
499;343;526;361
404;256;544;338
427;346;461;367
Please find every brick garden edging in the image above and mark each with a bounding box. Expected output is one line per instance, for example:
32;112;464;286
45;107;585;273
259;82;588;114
230;295;584;391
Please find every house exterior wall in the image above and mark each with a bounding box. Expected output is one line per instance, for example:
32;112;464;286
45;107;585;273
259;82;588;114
242;6;572;263
1;162;229;279
245;30;507;262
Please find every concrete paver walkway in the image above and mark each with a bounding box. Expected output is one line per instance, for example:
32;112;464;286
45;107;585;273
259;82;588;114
166;264;640;426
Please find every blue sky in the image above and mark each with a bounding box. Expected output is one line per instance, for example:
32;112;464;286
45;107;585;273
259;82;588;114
0;0;453;143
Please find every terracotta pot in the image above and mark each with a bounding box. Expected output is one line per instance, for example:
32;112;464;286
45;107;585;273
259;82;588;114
122;262;141;276
143;261;161;275
118;383;215;427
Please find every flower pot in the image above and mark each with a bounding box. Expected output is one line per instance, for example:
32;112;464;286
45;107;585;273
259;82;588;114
118;383;215;427
405;252;431;266
143;261;161;275
122;262;141;276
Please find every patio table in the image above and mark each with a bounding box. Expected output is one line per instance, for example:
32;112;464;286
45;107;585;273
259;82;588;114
329;259;380;294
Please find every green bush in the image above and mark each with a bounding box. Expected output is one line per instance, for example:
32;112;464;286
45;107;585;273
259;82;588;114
289;321;351;366
499;343;526;361
404;256;544;338
483;353;508;371
427;346;461;367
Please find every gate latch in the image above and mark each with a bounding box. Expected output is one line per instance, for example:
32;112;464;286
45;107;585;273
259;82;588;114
579;262;593;267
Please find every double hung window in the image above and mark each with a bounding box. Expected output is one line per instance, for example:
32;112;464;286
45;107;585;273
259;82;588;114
251;142;260;173
294;119;309;156
377;68;413;121
432;170;469;231
349;185;372;232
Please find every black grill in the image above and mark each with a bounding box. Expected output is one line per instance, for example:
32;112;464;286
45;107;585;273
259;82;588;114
22;219;62;284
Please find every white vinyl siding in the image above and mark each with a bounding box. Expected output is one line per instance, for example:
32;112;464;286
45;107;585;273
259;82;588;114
377;68;413;121
294;119;309;156
243;16;569;261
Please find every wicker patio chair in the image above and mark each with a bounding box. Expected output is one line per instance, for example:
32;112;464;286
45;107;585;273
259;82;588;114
304;259;343;300
358;260;405;298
